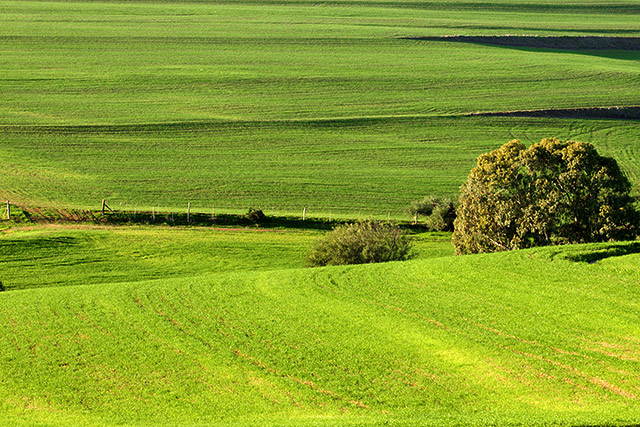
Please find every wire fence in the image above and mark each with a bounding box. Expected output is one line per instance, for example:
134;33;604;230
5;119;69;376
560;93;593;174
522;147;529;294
99;200;417;222
3;200;424;226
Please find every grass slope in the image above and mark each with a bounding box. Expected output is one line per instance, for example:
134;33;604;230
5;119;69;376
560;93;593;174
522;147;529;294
0;226;317;291
0;242;639;425
1;0;640;214
2;117;640;216
0;225;453;291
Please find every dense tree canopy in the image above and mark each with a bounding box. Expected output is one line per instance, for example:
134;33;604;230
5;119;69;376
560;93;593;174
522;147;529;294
453;138;639;254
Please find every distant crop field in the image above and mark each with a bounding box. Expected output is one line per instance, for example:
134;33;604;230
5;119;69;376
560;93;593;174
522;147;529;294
0;225;318;290
1;0;639;216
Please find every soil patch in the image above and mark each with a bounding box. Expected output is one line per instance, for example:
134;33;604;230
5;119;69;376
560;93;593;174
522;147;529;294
404;35;640;50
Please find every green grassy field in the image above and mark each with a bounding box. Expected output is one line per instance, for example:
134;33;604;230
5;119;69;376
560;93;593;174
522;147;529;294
2;1;640;425
1;0;639;215
0;241;639;426
0;225;453;290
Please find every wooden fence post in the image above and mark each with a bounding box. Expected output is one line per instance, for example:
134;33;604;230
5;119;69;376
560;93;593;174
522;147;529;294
101;199;106;215
413;213;418;225
152;207;155;222
387;211;390;221
303;207;306;221
187;202;191;223
6;201;9;220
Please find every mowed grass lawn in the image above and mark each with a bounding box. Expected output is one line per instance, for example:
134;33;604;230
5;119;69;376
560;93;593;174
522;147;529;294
0;241;639;425
1;0;640;215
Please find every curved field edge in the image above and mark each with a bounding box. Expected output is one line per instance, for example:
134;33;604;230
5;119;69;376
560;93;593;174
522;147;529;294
0;243;639;425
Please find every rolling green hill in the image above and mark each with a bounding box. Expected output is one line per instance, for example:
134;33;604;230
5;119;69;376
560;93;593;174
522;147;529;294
0;225;318;290
0;225;453;291
1;241;639;426
1;0;639;215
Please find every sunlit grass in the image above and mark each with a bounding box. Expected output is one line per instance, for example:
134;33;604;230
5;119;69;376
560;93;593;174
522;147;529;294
0;225;453;290
0;241;638;425
1;0;639;214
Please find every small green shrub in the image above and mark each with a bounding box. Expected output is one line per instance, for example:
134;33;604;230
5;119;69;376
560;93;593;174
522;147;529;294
408;196;457;231
306;220;413;267
245;208;267;224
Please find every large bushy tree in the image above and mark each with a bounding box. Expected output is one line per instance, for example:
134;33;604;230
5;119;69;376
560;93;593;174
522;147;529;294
453;138;638;254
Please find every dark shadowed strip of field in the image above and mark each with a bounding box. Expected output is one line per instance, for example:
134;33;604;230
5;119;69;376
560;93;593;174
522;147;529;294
468;106;640;120
162;0;640;14
469;106;640;120
404;36;640;50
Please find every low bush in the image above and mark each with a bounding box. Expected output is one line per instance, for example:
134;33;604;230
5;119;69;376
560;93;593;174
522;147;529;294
408;196;457;231
306;220;413;267
245;208;267;224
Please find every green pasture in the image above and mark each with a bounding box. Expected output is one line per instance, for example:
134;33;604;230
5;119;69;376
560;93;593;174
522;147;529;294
0;241;639;425
0;226;318;290
1;2;640;425
2;117;640;216
1;0;640;215
0;225;453;290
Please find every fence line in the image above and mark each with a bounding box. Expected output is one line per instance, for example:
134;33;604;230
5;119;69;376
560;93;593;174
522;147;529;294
0;200;425;225
95;200;420;223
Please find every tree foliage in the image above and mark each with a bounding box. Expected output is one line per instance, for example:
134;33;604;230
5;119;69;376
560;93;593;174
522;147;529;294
306;220;413;266
453;138;639;254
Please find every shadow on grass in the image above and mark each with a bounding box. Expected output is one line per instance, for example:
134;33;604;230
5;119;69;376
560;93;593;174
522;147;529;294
482;45;640;62
574;425;640;427
6;205;430;233
0;236;78;252
404;35;640;50
566;242;640;264
404;35;640;61
103;211;430;233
